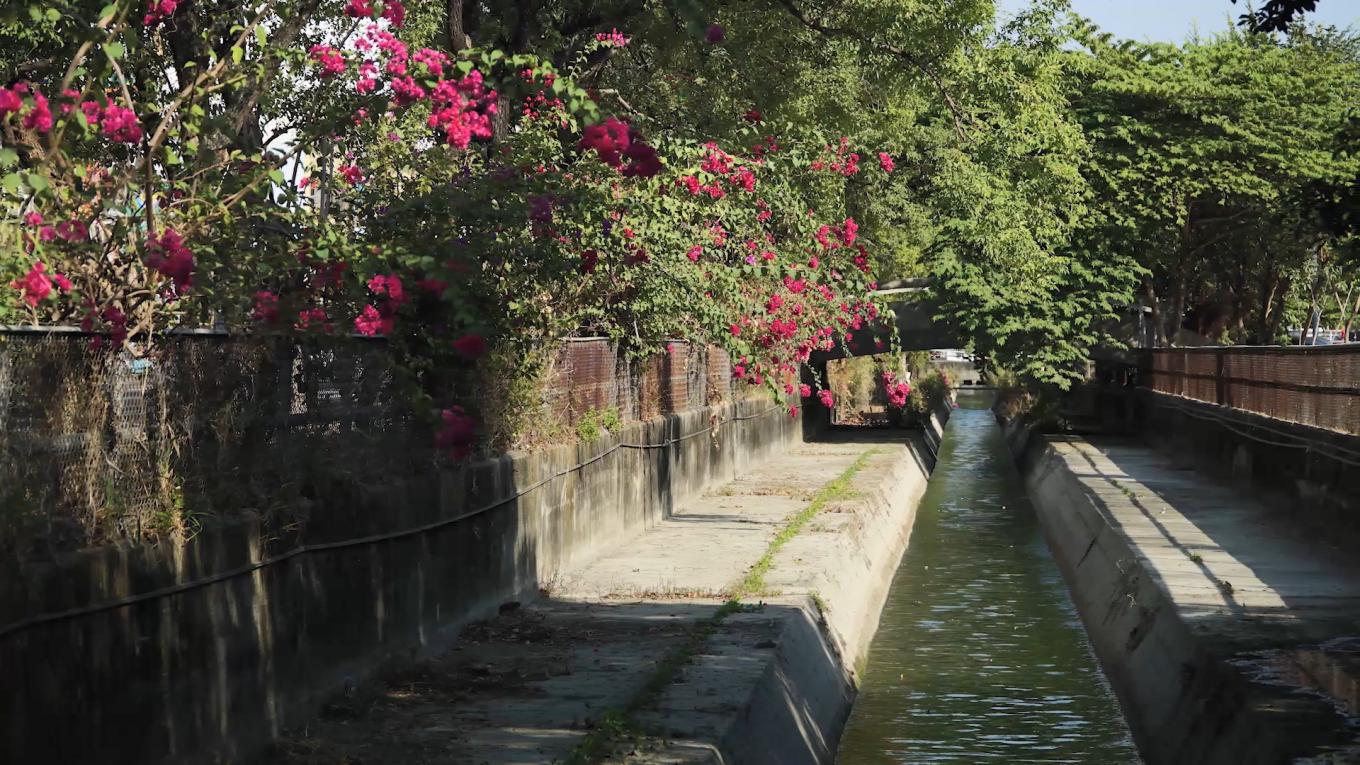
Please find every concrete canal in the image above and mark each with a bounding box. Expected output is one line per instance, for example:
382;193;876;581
837;396;1139;763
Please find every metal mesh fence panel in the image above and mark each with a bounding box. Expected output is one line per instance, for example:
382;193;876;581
0;331;420;560
0;331;735;558
1144;346;1360;436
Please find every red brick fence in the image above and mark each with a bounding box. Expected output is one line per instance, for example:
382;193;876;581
1144;346;1360;436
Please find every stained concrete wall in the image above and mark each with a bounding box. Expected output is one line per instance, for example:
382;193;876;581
1001;413;1360;764
1130;390;1360;542
1;398;800;765
1006;428;1260;764
702;406;950;764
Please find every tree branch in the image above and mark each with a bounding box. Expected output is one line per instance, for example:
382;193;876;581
772;0;968;141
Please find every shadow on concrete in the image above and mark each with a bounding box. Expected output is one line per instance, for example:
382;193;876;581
254;597;843;765
1059;434;1360;643
1031;433;1360;762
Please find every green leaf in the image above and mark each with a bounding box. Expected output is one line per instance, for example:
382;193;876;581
105;42;124;59
0;148;17;167
268;169;285;185
255;26;267;49
231;46;244;64
99;3;117;22
25;172;49;192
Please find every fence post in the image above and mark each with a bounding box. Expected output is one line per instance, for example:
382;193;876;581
1215;349;1227;407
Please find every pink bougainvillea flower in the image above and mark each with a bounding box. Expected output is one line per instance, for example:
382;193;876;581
817;389;835;408
452;333;488;361
621;140;662;177
706;24;726;43
143;0;178;26
743;109;762;123
309;45;347;78
412;47;448;77
686;245;703;262
367;273;405;304
435;405;478;460
354;304;393;336
295;307;330;331
595;28;629;47
22;211;42;226
0;87;22;116
380;0;406;27
10;263;51;306
580;249;599;274
841;217;859;245
878;152;895;173
144;229;195;291
729;166;756;192
251;291;280;323
799;383;812;398
578;117;660;177
339;163;365;186
98;103;142;143
425;71;497;148
83;305;129;348
55;219;88;242
21;89;52;133
344;0;375;18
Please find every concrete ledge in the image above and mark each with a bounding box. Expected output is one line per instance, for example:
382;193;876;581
3;400;801;765
1134;390;1360;543
643;429;943;763
1008;423;1360;764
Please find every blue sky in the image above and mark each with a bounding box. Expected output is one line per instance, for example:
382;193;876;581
995;0;1359;41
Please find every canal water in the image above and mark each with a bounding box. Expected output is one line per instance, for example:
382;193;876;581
836;396;1140;763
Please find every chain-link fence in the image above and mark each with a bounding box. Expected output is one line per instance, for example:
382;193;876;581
0;330;415;560
0;331;736;559
1144;346;1360;436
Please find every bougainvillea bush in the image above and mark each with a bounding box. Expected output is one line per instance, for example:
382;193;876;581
0;0;897;458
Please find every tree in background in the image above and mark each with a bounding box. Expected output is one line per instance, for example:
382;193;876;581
1232;0;1323;33
1064;20;1360;347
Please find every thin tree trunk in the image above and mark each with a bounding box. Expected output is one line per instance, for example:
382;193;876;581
1143;279;1167;347
1168;266;1187;346
1257;268;1279;344
447;0;473;50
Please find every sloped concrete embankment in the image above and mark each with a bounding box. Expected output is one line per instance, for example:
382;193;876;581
2;398;798;765
626;412;950;763
1002;415;1360;764
710;438;938;763
258;415;948;764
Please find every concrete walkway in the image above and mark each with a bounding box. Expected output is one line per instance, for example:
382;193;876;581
1028;435;1360;763
1052;437;1360;645
260;433;932;765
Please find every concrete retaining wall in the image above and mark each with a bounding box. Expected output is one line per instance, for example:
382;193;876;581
1132;390;1360;542
2;398;800;765
1002;415;1357;764
718;408;950;763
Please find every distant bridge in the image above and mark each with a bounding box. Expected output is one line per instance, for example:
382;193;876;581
809;278;962;362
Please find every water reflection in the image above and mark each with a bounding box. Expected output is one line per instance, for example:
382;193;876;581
836;397;1139;764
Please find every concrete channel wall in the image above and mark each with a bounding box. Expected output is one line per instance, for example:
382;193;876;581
2;398;799;765
1132;390;1360;542
701;401;952;764
1002;412;1360;764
